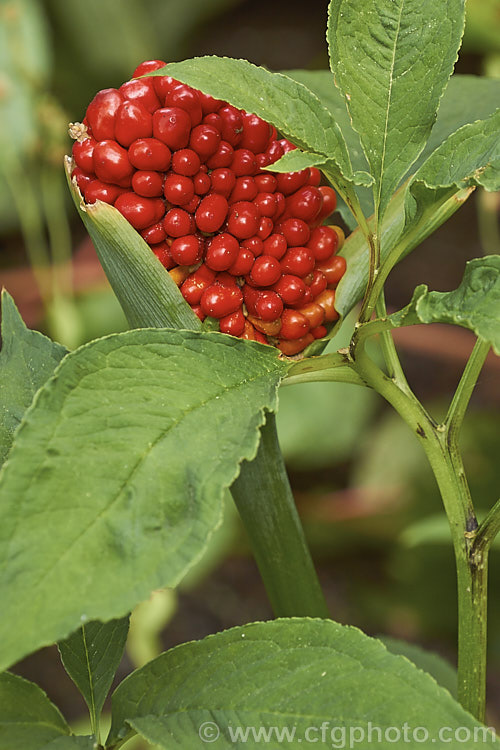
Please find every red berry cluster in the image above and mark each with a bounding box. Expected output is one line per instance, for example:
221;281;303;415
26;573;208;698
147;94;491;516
70;59;347;355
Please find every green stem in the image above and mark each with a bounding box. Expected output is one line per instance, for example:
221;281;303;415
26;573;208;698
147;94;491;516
474;498;500;557
230;412;329;618
445;339;490;445
373;293;411;391
350;330;487;720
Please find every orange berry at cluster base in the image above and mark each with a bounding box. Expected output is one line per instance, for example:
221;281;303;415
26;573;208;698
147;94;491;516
69;59;347;355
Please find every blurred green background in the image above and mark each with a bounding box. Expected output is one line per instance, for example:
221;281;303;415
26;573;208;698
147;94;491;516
1;0;500;742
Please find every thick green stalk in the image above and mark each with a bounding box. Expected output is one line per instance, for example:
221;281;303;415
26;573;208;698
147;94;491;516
350;329;487;720
231;413;329;618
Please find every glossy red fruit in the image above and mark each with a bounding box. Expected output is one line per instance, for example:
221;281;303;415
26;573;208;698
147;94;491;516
165;83;202;125
195;193;229;233
132;59;166;77
280;309;310;340
114;101;152;147
307;225;339;261
163;174;195;206
240;112;272;153
205;233;239;271
200;283;243;318
276;168;309;196
72;137;96;172
226;201;260;239
249;255;281;286
263;233;287;259
229;177;257;204
141;221;166;244
119;78;160;114
242;236;264;256
114;193;164;229
219;309;246;336
193;170;211;195
273;274;307;305
189;124;221;159
218;105;243;146
73;167;94;192
152;241;175;269
296;302;325;329
181;264;216;304
280;247;315;277
285;185;322;222
172;148;200;176
255;173;277;193
316;254;346;285
170;234;203;265
128;138;171;171
206;141;234;169
131;170;164;197
308;269;328;297
278;333;314;355
256;139;284;168
315;289;339;322
228;247;254;276
257;217;273;240
231;149;258;176
312;325;327;339
253;192;276;218
93;140;134;184
210;168;236;196
163;208;195;237
254;290;283;321
199;92;223;115
153;107;191;150
83;180;125;205
278;217;310;246
86;89;123;141
315;185;337;223
308;167;322;186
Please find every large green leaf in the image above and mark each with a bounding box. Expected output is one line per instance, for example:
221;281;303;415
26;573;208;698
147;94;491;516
327;0;466;220
58;617;129;732
412;108;500;192
381;636;457;698
389;256;500;353
65;158;201;332
148;57;372;200
108;619;497;748
0;291;66;466
0;672;69;750
0;329;288;670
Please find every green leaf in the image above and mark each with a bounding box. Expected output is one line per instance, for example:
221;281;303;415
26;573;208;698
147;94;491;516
327;0;466;220
380;636;457;698
58;617;129;734
0;329;288;670
412;108;500;192
108;619;497;748
0;291;66;465
0;672;69;749
390;256;500;353
65;158;201;332
45;738;95;750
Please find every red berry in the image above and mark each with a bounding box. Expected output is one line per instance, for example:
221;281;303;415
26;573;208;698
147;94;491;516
73;137;96;172
255;174;277;192
163;174;195;206
307;226;339;261
242;236;264;256
165;83;202;125
206;141;234;169
170;234;203;265
285;185;322;222
153;107;191;150
263;233;287;259
199;92;223;115
205;233;239;271
273;274;307;305
231;149;257;176
226;201;260;239
72;167;94;192
189;124;221;159
172;148;201;176
278;217;310;246
218;105;243;146
280;309;310;340
93;140;134;184
219;309;246;336
115;101;153;147
316;185;337;223
132;59;166;78
295;302;325;329
86;88;123;141
254;290;283;321
316;255;347;285
249;255;281;286
309;167;322;186
257;217;273;240
119;78;160;114
132;170;164;197
163;208;195;237
312;325;327;339
114;193;164;229
276;169;309;196
181;264;216;304
240;112;272;153
308;269;328;297
152;241;175;269
280;247;315;277
194;170;211;195
83;179;125;205
141;221;166;244
183;195;201;213
195;193;229;233
253;192;276;217
128;138;171;171
229;177;257;203
256;139;284;168
210;168;236;197
228;247;254;276
200;283;243;318
315;289;339;322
